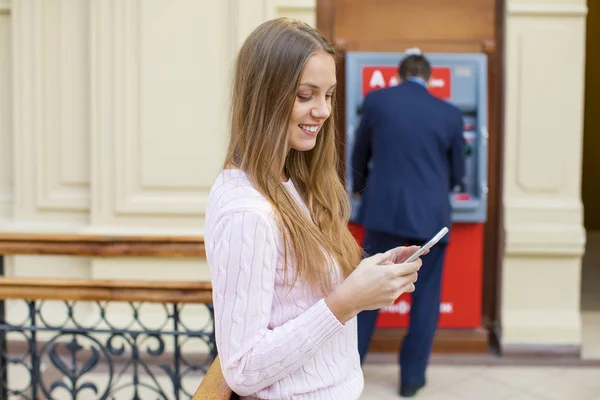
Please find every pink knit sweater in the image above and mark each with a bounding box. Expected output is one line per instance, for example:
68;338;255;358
204;169;363;399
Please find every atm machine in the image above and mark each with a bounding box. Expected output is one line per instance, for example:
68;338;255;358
345;52;488;329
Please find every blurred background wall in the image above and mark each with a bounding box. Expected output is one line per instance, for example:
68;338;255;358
0;0;597;357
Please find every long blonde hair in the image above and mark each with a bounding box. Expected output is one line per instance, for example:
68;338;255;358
224;18;361;294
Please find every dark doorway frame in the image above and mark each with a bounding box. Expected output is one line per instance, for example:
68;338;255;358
317;0;506;353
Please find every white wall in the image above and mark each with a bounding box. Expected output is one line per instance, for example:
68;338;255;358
0;0;589;351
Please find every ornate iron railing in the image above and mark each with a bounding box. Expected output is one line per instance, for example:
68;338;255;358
1;299;215;399
0;233;213;400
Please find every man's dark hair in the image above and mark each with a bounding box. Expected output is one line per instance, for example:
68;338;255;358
398;55;431;81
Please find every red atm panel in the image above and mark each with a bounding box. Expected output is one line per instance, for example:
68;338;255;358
348;222;483;329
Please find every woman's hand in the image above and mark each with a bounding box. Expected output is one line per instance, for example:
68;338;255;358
325;251;422;324
382;245;429;264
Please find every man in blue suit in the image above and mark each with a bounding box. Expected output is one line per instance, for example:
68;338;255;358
352;54;466;397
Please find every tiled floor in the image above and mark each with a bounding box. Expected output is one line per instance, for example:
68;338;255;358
7;358;600;399
361;363;600;400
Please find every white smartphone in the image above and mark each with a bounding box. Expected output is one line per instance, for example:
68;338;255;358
404;227;449;263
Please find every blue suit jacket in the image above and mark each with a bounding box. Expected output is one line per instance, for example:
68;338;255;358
351;80;466;244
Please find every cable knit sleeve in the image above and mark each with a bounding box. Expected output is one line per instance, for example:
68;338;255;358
207;210;344;396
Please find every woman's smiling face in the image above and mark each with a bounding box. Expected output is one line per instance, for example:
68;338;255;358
287;51;336;152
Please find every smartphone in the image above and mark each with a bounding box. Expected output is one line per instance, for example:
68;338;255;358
404;227;449;263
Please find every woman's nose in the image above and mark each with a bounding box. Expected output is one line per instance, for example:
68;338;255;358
311;99;331;119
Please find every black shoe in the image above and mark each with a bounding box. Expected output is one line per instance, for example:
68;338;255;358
399;382;425;397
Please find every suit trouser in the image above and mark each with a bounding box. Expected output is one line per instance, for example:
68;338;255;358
356;229;447;387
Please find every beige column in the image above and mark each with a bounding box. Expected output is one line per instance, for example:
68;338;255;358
502;0;587;350
5;0;91;284
87;0;229;237
10;0;90;232
0;1;11;224
267;0;316;27
233;0;316;43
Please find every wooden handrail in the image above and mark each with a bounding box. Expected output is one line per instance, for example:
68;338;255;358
0;233;210;303
0;232;205;257
192;355;238;400
0;233;202;243
0;277;212;304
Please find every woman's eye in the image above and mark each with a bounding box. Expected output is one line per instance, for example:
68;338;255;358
297;94;312;101
326;93;333;99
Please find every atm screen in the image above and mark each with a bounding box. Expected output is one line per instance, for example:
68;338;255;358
345;52;488;223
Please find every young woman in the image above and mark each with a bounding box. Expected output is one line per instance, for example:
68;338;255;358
205;17;423;399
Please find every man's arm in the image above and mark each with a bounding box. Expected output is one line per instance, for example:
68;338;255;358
448;110;466;190
351;95;373;196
